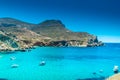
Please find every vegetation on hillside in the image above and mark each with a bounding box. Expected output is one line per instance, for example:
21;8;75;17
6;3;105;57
0;18;103;51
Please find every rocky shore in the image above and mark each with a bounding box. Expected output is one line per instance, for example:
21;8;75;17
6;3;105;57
33;39;103;47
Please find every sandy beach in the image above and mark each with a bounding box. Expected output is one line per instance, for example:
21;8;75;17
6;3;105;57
106;73;120;80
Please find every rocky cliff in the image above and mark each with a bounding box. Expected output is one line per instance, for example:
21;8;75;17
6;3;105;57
0;18;103;51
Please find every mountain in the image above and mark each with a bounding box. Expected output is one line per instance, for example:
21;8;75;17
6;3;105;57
32;20;103;47
33;20;93;41
0;17;103;51
0;17;36;29
32;20;70;40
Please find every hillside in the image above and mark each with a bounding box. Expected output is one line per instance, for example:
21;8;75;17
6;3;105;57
32;20;96;40
0;18;103;51
0;17;36;29
0;27;50;51
32;20;103;47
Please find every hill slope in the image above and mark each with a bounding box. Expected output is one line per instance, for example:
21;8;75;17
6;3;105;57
0;17;36;29
32;20;103;47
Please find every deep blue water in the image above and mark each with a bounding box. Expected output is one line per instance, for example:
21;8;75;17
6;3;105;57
0;43;120;80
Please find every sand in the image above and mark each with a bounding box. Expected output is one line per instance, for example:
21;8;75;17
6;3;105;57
106;73;120;80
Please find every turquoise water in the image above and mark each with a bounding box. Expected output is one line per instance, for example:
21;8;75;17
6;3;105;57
0;43;120;80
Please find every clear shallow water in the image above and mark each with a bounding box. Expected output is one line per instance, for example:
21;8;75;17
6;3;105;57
0;43;120;80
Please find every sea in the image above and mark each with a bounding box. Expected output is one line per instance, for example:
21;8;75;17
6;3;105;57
0;43;120;80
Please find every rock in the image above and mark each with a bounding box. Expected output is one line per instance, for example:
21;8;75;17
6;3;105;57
33;42;45;46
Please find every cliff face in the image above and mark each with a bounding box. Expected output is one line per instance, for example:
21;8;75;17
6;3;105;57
0;18;103;51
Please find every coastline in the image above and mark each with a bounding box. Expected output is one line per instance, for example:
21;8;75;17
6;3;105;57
0;42;104;52
0;18;104;52
106;73;120;80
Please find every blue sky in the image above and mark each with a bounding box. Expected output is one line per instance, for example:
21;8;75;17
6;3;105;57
0;0;120;42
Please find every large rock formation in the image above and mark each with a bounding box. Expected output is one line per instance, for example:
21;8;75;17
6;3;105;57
0;18;103;51
32;20;103;47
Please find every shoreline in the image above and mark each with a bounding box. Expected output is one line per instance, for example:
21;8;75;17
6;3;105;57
106;73;120;80
0;44;104;52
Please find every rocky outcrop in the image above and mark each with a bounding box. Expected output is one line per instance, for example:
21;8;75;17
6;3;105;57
86;36;104;47
32;39;103;47
0;28;46;51
0;31;19;51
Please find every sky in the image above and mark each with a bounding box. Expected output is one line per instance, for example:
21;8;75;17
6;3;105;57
0;0;120;42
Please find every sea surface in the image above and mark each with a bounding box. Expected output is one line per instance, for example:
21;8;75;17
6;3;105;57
0;43;120;80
